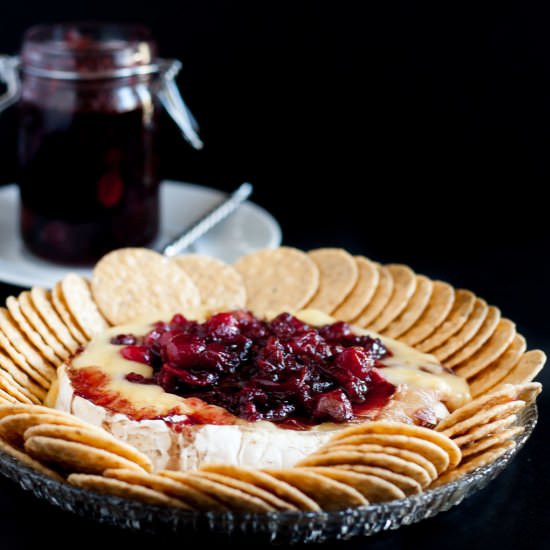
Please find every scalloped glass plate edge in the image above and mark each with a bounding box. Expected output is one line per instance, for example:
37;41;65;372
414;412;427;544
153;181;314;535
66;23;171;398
0;404;538;545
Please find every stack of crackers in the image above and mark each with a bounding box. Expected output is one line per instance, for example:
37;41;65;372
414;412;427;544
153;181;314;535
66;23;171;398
0;246;545;513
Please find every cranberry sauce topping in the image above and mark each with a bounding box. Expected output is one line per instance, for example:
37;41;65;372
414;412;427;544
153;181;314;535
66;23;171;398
111;312;396;428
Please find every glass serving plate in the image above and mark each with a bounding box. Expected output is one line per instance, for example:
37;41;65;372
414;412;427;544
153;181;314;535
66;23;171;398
0;405;537;545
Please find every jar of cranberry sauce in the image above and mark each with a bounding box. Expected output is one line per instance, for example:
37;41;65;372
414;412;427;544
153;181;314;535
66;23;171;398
0;23;202;264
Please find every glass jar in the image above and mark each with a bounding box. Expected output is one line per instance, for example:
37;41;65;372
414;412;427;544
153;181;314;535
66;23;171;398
0;23;202;264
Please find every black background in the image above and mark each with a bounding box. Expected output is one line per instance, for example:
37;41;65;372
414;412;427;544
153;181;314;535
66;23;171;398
0;2;549;549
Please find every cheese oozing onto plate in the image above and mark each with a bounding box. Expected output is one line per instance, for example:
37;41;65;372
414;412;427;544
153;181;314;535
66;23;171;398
50;309;470;471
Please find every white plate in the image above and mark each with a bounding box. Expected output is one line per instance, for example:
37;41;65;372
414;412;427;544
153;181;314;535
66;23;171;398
0;180;281;289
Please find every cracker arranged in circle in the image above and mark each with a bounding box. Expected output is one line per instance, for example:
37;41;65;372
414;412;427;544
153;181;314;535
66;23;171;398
306;466;405;503
25;436;145;474
24;424;153;472
296;451;432;488
193;470;295;511
0;326;51;389
0;370;35;405
92;248;201;325
444;306;501;368
454;319;516;379
234;247;320;315
352;265;394;328
315;444;437;482
416;289;476;352
109;469;226;511
264;468;368;511
199;464;319;511
332;256;379;321
329;421;462;469
0;351;46;402
52;282;87;345
452;415;519;448
0;403;72;420
172;255;247;311
0;308;56;382
0;388;17;404
439;400;525;438
329;433;450;474
338;465;422;495
431;298;488;361
491;350;546;389
0;437;64;481
18;291;71;359
435;384;521;432
432;440;515;487
60;274;110;338
6;296;60;365
399;281;455;347
0;411;99;447
460;426;524;458
468;335;527;397
367;264;417;332
163;471;274;512
68;473;186;508
306;248;359;314
30;287;79;353
382;275;433;338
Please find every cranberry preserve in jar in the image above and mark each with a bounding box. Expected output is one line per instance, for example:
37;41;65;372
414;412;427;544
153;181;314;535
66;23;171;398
15;24;177;263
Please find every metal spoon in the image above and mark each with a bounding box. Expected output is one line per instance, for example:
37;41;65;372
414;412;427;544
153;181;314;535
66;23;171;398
160;182;253;257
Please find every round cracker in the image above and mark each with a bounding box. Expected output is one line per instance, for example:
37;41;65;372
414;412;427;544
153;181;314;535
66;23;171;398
416;290;476;352
172;255;246;311
367;264;417;332
18;292;71;359
352;265;394;327
52;282;88;345
460;426;524;458
6;296;60;365
306;248;359;314
399;281;455;346
235;247;320;315
296;451;432;488
431;298;488;361
166;471;274;512
24;424;152;472
0;403;71;420
30;287;79;353
109;469;227;511
440;401;525;438
68;473;185;508
468;334;527;397
490;350;546;389
315;444;438;481
454;319;516;379
193;470;296;511
0;388;17;404
452;415;519;448
0;326;51;389
382;275;433;338
0;351;46;401
329;421;462;469
0;412;99;447
332;256;380;321
61;274;110;338
435;384;520;432
0;437;64;481
432;440;515;487
444;306;501;368
329;433;450;474
92;248;201;325
337;465;422;495
0;370;35;404
25;436;145;474
264;468;368;510
306;466;405;502
198;464;320;511
0;309;56;381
